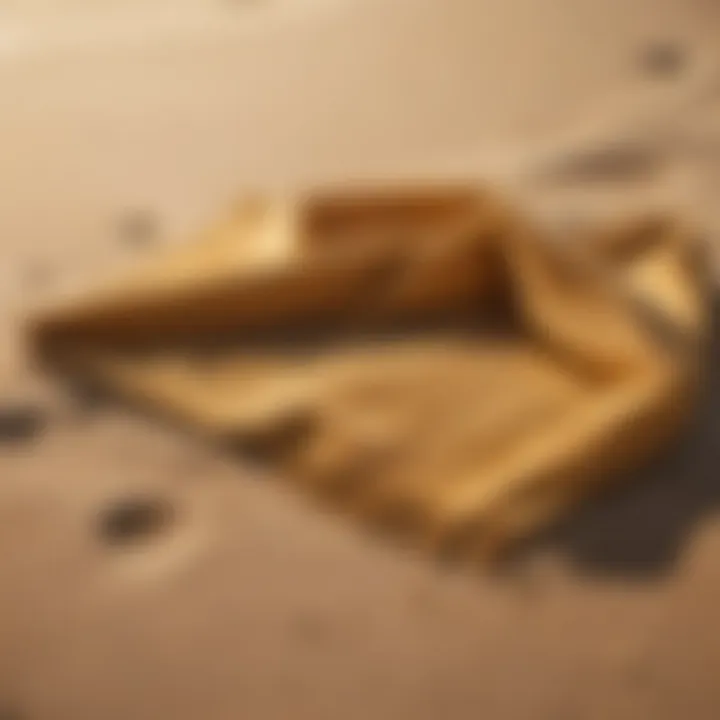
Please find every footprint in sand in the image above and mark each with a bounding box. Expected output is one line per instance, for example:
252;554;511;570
96;490;211;584
537;140;665;185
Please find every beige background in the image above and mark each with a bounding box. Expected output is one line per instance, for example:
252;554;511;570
2;1;720;718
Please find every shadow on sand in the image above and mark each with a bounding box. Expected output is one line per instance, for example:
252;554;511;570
542;296;720;578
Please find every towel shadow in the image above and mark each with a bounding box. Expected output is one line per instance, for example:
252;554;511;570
541;295;720;579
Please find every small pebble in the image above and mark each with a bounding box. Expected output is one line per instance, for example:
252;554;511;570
98;496;174;547
0;404;47;445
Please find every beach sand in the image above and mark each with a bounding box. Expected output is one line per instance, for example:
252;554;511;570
2;1;720;718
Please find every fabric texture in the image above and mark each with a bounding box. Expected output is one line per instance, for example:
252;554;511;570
28;187;710;559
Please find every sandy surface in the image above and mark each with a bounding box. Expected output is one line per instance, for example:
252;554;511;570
2;1;720;718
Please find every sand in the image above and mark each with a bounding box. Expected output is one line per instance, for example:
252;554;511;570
2;1;720;718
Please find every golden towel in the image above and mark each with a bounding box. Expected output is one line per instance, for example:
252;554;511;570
27;187;710;559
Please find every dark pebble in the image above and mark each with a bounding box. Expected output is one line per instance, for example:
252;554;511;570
98;496;174;546
0;404;47;445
